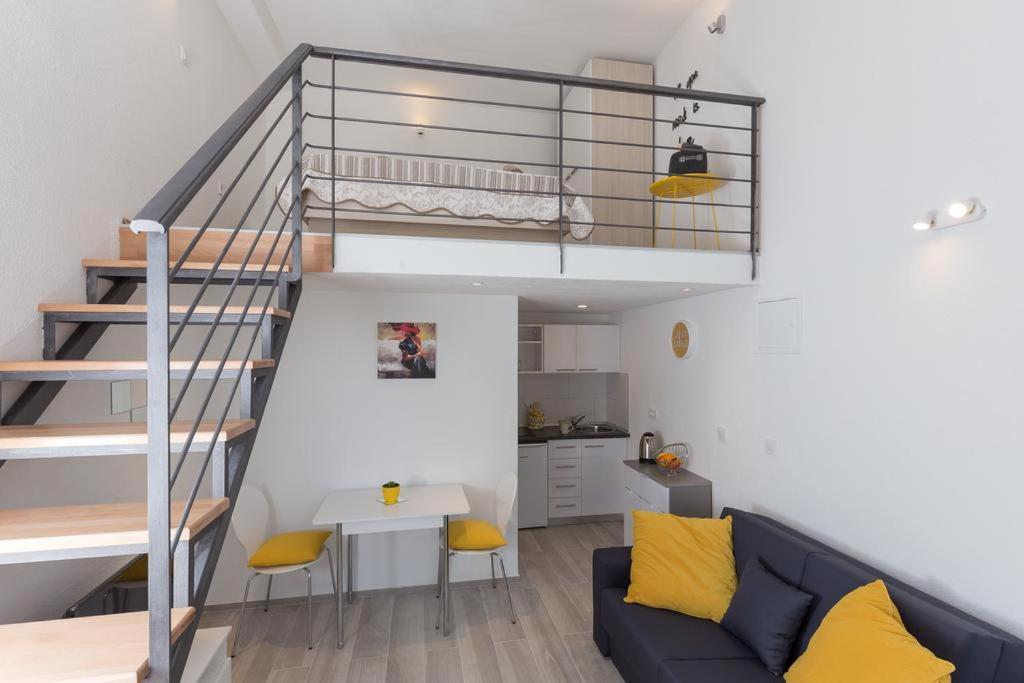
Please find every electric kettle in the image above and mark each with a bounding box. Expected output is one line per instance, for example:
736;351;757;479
639;432;657;463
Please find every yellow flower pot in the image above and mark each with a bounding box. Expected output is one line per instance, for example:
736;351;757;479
382;484;400;505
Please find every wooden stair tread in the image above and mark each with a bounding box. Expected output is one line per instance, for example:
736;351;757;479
0;419;255;451
38;303;291;318
0;498;229;556
82;258;290;272
0;359;274;372
0;607;195;682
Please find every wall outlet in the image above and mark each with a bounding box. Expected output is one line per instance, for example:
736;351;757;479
765;437;778;456
717;426;727;443
648;408;658;420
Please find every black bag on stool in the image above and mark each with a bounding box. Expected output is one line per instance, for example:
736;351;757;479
668;137;708;175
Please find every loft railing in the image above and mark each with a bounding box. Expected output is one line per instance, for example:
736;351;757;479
304;47;763;276
131;43;761;680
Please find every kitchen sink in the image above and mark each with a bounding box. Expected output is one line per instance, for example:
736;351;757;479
572;424;617;434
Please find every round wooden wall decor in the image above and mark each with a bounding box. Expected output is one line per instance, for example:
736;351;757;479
671;321;695;359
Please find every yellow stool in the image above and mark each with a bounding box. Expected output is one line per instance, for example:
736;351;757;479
649;174;725;250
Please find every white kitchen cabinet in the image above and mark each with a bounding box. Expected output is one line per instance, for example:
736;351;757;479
548;478;583;499
548;497;583;518
576;325;620;373
542;324;620;373
582;438;628;515
517;443;548;528
548;459;583;479
548;439;582;460
542;325;578;373
622;463;712;544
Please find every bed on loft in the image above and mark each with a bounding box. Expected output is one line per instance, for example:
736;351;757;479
278;152;594;242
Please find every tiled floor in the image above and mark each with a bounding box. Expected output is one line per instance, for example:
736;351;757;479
199;521;625;682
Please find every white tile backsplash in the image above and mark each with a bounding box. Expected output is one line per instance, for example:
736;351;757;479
519;372;628;427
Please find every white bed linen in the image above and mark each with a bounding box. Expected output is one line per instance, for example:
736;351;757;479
278;154;594;240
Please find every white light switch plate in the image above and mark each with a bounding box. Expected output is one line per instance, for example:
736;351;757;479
765;437;778;456
717;426;727;443
648;408;658;420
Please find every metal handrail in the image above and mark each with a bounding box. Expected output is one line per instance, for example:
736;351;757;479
304;80;755;131
310;46;765;106
132;44;312;234
302;143;754;183
305;112;751;158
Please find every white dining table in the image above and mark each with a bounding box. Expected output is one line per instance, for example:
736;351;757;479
312;483;470;647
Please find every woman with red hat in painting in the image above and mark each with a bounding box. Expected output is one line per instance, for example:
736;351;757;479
390;323;431;377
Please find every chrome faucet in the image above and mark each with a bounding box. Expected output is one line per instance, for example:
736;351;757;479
571;414;587;430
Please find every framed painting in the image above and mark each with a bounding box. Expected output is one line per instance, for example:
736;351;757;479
377;322;437;379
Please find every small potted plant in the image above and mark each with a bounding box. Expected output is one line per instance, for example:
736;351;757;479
381;481;401;505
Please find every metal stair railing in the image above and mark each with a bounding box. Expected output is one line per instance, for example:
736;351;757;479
130;44;311;681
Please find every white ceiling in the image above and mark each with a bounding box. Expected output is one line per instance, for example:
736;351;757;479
222;0;700;75
305;272;734;313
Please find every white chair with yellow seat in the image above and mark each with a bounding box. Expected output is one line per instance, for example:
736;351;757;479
230;485;337;656
435;472;518;628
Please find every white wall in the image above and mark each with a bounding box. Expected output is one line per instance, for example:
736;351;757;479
0;0;261;361
206;287;519;604
0;0;261;623
617;0;1024;635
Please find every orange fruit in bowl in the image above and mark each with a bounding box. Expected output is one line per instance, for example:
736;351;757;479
656;452;674;464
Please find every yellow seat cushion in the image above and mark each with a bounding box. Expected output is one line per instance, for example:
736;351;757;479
785;580;955;682
116;556;148;583
624;511;737;622
248;530;331;568
448;519;506;551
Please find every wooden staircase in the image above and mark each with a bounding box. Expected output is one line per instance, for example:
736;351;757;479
0;41;316;682
0;608;196;682
0;243;303;680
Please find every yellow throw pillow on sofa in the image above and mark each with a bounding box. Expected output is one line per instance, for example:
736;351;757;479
624;511;737;622
785;580;955;683
248;530;331;568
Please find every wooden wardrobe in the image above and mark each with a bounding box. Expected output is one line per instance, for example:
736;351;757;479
563;58;654;247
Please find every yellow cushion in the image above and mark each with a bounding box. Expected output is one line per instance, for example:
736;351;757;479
448;519;506;551
248;530;331;568
785;580;955;683
624;511;737;622
116;556;148;582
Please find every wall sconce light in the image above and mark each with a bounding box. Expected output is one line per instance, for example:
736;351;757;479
912;214;935;232
707;14;726;35
913;198;986;231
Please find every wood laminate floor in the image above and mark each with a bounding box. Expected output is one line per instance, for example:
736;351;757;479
199;521;625;682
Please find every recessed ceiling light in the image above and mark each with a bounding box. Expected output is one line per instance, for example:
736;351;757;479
681;287;695;293
471;282;484;286
576;304;589;309
912;216;934;231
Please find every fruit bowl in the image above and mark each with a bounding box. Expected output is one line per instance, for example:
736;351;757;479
655;443;691;476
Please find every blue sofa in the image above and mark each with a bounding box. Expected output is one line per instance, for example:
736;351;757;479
593;507;1024;682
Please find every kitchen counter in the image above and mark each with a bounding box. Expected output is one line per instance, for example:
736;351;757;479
623;460;711;489
518;425;629;444
623;460;713;544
